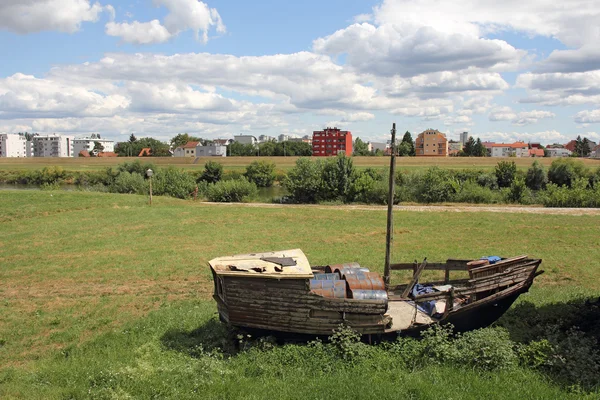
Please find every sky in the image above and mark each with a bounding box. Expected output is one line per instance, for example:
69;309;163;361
1;0;600;145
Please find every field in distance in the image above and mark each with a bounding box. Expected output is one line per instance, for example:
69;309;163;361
1;191;599;398
1;155;598;172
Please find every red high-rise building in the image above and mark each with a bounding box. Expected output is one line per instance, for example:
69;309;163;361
312;127;352;157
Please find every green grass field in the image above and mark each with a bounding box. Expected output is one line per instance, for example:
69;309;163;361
1;155;598;172
1;191;599;398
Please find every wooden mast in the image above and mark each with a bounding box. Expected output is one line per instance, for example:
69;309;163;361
383;123;396;290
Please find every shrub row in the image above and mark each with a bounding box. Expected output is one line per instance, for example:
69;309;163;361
2;158;599;206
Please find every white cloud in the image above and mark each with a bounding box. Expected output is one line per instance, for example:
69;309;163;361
0;73;129;118
488;107;555;125
313;23;524;77
105;20;171;45
105;0;225;44
574;109;600;124
374;0;600;48
516;71;600;106
0;0;109;34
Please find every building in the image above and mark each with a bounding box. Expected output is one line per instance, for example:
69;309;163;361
369;142;389;153
214;139;233;146
278;134;290;143
448;140;463;156
195;144;227;157
312;127;352;156
592;145;600;159
234;135;258;145
173;141;201;157
528;148;545;157
490;142;529;157
72;136;115;156
288;137;312;145
0;134;29;157
32;134;74;157
415;129;448;156
460;132;469;146
547;148;572;157
258;135;276;143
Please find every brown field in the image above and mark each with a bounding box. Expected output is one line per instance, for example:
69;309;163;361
1;155;598;172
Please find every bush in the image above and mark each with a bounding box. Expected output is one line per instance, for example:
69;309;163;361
506;176;529;204
415;167;459;203
454;328;518;371
152;167;197;199
542;178;600;207
206;178;258;202
199;161;223;184
244;161;276;187
283;158;323;203
526;160;548;190
453;181;501;204
110;172;148;194
348;169;383;203
320;154;355;202
547;158;588;188
476;172;499;190
495;161;517;188
117;160;156;176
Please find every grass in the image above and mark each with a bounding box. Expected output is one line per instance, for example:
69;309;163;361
1;155;598;172
1;191;599;398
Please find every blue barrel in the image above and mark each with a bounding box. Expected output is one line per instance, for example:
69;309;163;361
312;273;340;281
350;289;388;300
310;280;346;298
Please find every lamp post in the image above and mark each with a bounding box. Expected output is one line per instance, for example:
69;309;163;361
146;168;153;206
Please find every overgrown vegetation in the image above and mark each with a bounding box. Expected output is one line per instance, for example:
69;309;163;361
2;157;600;206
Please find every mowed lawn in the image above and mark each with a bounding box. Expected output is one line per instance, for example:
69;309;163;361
1;191;599;398
1;155;598;172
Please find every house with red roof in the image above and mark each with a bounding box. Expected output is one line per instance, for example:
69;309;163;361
173;141;201;157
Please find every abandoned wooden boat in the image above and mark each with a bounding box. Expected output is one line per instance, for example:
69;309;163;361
208;124;542;337
208;249;543;337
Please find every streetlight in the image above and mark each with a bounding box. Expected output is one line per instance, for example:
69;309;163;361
146;169;153;206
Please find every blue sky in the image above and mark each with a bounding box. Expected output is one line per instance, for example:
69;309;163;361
1;0;599;145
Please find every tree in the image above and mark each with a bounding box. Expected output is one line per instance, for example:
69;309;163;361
401;131;415;156
474;138;487;157
170;133;202;149
495;161;517;188
283;158;323;203
398;141;413;156
525;160;547;190
92;141;105;155
320;153;355;202
548;158;588;187
244;160;276;187
353;137;370;156
199;161;223;184
129;134;137;143
463;136;476;156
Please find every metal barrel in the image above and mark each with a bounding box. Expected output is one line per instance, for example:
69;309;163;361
350;289;388;300
340;266;370;276
325;262;362;274
310;280;337;289
345;272;385;291
312;273;340;281
310;280;346;298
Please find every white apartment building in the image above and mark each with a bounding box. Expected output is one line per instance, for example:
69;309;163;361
547;148;572;157
72;137;115;156
0;134;29;157
32;134;74;157
234;135;258;145
196;144;227;157
490;142;529;157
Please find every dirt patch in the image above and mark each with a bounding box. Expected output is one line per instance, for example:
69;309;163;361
200;202;600;216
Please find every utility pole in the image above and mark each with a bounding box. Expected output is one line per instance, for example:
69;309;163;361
383;123;396;290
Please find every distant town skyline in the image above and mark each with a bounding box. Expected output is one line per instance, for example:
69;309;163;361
1;0;599;145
